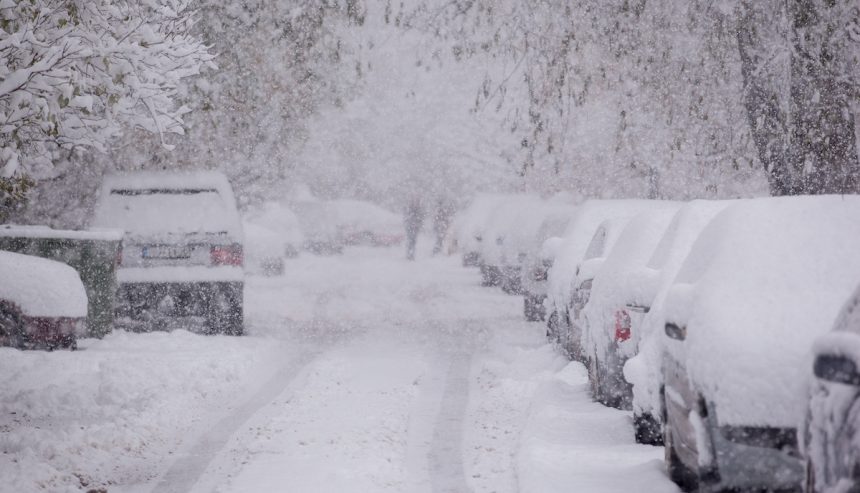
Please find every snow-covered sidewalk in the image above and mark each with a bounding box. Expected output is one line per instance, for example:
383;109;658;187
0;245;678;492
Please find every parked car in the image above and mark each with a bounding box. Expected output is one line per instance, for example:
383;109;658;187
0;250;87;349
91;171;245;335
453;193;516;267
521;209;577;321
622;200;732;445
803;282;860;493
581;206;680;410
547;200;676;361
243;202;304;276
329;199;404;247
476;195;543;288
291;200;344;255
660;195;860;492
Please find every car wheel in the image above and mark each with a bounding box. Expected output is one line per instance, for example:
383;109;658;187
0;303;24;349
634;411;664;446
663;391;699;492
524;296;541;322
207;285;244;336
546;310;560;342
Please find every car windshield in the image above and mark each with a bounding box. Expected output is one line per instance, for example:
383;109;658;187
93;188;231;237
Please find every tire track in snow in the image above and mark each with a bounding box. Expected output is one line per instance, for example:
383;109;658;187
150;347;320;493
428;350;474;493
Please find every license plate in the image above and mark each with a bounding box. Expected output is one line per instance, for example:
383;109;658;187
143;245;191;259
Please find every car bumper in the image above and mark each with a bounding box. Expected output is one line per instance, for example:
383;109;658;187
706;423;803;491
116;281;243;321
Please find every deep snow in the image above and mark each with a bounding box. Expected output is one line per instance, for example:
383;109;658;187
0;241;677;492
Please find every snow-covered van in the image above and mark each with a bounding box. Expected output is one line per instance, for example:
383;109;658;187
91;171;244;335
660;195;860;492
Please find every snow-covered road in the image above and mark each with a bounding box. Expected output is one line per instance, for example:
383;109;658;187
0;244;678;492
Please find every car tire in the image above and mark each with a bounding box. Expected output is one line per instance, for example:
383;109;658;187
634;411;664;446
524;295;543;322
547;310;560;342
207;284;244;336
663;390;699;492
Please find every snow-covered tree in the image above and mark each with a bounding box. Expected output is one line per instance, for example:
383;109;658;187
0;0;213;218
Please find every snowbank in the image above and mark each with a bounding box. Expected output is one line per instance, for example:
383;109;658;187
663;195;860;427
0;251;87;317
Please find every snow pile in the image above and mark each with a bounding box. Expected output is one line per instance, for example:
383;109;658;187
623;200;734;418
547;199;678;314
582;206;681;362
0;330;291;492
0;251;87;318
91;171;242;239
663;195;860;427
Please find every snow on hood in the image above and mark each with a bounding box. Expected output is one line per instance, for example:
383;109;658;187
583;205;681;360
480;195;546;266
624;200;735;416
454;193;518;253
547;199;678;313
91;171;242;240
663;195;860;428
0;251;87;318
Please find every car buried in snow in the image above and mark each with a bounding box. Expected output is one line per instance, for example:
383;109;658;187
580;206;680;411
660;195;860;493
0;250;88;349
621;200;733;445
803;282;860;493
91;171;245;335
545;199;675;360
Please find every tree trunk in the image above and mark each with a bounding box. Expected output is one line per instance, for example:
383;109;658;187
736;2;793;195
788;0;860;194
738;0;860;195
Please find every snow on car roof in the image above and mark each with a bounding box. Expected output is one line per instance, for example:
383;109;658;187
0;250;87;318
480;194;545;265
663;195;860;428
547;199;678;312
583;206;681;359
92;171;241;238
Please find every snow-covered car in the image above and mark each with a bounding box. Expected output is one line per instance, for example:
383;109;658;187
330;199;404;247
91;171;244;335
453;193;515;267
292;200;344;255
547;200;678;361
660;195;860;493
622;200;733;445
243;202;304;276
521;209;577;321
0;250;87;349
581;206;680;410
478;194;543;289
803;283;860;493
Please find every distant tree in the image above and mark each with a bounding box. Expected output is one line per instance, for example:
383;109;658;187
0;0;214;219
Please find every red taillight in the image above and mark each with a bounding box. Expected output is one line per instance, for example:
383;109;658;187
614;309;631;342
211;244;243;266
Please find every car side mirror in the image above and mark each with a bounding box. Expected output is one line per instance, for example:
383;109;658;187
814;354;860;386
665;323;686;341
